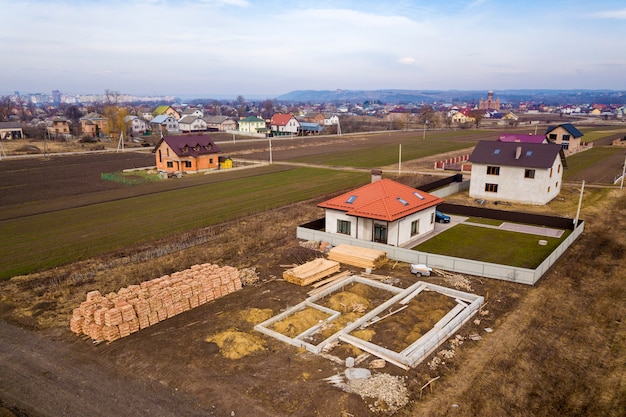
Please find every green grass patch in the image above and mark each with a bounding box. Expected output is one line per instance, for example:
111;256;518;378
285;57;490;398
101;170;162;185
287;139;475;168
414;224;570;268
563;146;624;180
464;217;503;226
580;127;626;143
0;167;369;280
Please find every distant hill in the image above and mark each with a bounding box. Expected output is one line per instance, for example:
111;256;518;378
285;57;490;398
276;89;626;105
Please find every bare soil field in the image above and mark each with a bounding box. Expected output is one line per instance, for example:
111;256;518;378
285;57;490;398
0;132;624;417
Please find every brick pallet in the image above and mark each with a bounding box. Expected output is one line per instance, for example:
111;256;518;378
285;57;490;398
70;263;244;342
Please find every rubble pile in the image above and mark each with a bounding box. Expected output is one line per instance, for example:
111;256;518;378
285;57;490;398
70;263;243;342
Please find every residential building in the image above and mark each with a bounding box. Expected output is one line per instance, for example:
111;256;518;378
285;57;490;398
153;105;181;120
150;114;179;134
0;121;23;140
238;116;267;134
153;134;221;174
318;178;444;247
46;116;71;138
124;115;148;135
203;115;237;132
469;141;564;205
545;123;584;153
80;113;108;137
178;116;208;133
270;113;299;135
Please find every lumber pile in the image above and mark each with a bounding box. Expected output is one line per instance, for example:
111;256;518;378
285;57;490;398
70;263;243;343
283;258;340;286
327;244;388;269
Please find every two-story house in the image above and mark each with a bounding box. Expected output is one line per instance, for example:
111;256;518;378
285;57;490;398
238;116;267;135
80;113;108;137
178;116;208;133
469;141;565;205
46;116;71;138
270;113;299;135
153;135;221;174
124;115;148;135
545;123;584;154
203;116;237;132
150;115;179;135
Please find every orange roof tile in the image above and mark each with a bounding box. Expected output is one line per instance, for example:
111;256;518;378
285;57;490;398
318;178;443;221
271;113;295;126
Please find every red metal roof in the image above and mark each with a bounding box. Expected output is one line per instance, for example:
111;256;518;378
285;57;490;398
270;113;296;126
318;178;443;222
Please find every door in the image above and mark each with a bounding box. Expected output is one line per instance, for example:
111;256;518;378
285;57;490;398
373;223;387;244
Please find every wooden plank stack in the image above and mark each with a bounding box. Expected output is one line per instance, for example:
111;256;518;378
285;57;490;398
327;244;388;269
70;263;243;343
283;258;340;286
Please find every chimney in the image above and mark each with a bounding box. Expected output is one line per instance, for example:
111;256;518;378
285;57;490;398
371;169;382;183
515;146;522;160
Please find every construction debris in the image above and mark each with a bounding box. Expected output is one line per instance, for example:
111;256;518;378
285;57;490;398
70;263;243;342
327;244;388;269
283;258;341;286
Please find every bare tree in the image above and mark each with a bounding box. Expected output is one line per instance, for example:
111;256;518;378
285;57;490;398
104;89;121;106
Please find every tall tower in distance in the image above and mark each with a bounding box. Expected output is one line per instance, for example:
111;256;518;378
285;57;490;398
52;90;61;104
479;90;501;110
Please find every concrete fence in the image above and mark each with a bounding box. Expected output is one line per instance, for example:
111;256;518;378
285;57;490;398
296;220;584;285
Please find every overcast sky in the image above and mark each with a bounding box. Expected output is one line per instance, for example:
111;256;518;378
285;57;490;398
2;0;626;98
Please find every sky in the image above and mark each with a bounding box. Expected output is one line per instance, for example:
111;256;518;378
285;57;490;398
2;0;626;99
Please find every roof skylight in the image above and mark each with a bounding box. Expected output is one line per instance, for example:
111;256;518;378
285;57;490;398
397;197;409;206
413;191;425;200
346;195;358;204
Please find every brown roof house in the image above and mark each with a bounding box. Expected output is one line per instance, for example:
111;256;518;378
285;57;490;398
469;141;565;205
153;135;221;175
318;178;444;247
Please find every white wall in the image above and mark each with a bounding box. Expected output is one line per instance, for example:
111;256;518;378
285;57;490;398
470;157;562;204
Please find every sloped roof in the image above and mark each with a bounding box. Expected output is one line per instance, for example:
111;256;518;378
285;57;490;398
153;105;170;116
203;115;233;124
498;134;547;144
154;135;220;157
178;115;202;124
271;113;297;126
545;123;583;138
0;121;22;129
469;141;562;169
240;116;265;123
151;114;175;124
318;178;443;222
299;122;323;131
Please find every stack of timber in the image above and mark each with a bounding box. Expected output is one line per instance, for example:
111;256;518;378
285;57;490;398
327;244;388;269
283;258;340;286
70;263;243;343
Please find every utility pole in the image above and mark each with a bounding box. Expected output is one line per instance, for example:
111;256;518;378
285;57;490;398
398;144;402;175
423;120;428;139
269;137;272;164
621;155;626;190
574;180;585;228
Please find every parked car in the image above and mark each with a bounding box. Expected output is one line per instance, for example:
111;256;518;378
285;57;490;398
410;264;432;277
435;210;450;223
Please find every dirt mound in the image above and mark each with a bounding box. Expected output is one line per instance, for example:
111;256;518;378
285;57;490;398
270;307;329;337
205;330;266;360
239;307;273;324
326;291;370;313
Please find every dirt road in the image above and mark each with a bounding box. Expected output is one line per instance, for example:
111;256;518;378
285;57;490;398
0;322;225;417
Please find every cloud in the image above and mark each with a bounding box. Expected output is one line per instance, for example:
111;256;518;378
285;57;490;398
591;8;626;19
398;57;416;65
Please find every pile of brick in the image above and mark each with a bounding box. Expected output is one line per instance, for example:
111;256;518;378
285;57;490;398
70;263;243;342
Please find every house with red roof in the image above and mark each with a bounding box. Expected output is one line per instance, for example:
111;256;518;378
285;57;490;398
153;134;221;174
318;178;444;247
270;113;300;135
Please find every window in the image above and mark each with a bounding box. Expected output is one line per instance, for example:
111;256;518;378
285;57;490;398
561;142;569;150
563;134;570;141
411;219;420;236
485;183;498;193
337;219;351;235
548;186;551;193
346;195;358;204
487;166;500;175
209;158;214;164
558;164;561;173
397;197;409;206
184;161;192;168
524;169;535;179
550;167;553;177
430;212;435;224
167;161;173;168
549;133;557;140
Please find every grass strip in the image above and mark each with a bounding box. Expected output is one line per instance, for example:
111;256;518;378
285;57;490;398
0;167;368;280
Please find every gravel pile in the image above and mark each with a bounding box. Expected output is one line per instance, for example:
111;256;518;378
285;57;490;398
347;373;409;414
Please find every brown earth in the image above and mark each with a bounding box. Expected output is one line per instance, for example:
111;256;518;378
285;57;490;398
0;133;624;417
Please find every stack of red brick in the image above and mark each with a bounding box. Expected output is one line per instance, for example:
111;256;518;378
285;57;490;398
70;263;243;342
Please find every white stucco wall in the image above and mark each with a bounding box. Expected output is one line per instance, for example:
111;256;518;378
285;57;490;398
469;157;563;204
324;207;438;246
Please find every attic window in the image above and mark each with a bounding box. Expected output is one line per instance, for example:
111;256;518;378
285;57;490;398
494;149;501;155
413;191;425;200
396;197;409;206
526;151;533;156
346;195;358;204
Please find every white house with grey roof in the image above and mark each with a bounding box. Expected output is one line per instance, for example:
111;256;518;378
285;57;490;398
469;141;565;205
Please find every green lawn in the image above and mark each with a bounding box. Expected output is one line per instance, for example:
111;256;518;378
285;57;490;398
563;146;624;180
0;167;369;280
414;224;571;268
287;139;475;168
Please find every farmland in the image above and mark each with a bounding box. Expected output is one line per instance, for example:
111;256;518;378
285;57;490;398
0;128;624;417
